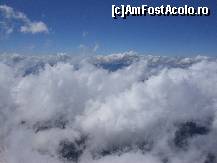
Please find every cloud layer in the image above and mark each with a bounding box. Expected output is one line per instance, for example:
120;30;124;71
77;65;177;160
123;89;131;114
0;53;217;163
0;5;48;35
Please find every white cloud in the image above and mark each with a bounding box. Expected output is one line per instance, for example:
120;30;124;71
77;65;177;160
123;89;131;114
20;21;49;34
0;53;217;163
0;4;49;34
0;5;27;20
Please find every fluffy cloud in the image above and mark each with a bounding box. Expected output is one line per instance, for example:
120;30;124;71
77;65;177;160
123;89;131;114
0;53;217;163
20;21;49;34
0;5;49;35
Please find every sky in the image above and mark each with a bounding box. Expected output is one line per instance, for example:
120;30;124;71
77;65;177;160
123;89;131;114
0;0;217;56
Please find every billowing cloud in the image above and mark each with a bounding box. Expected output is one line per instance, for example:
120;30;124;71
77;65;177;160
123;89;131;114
0;53;217;163
0;4;49;35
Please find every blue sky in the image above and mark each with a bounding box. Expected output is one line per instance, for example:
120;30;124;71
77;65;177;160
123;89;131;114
0;0;217;56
